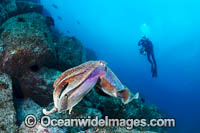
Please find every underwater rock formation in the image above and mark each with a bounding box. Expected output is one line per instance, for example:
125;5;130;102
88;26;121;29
83;89;163;132
19;121;67;133
0;73;18;132
54;36;87;71
0;0;43;26
15;98;102;132
16;1;43;15
0;0;17;26
82;128;158;133
14;87;164;132
46;102;102;119
18;67;62;106
0;12;56;78
15;98;67;133
15;98;43;125
19;121;52;133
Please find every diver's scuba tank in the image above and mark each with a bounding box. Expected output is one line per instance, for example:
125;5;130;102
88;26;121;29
140;47;146;55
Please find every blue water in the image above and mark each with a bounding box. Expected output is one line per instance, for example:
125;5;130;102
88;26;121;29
41;0;200;132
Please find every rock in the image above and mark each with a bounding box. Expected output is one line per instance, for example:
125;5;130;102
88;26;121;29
19;121;67;133
54;36;86;71
0;73;18;132
16;1;43;15
14;98;43;125
0;13;56;78
84;89;132;118
0;0;17;26
16;98;67;133
0;0;44;26
18;67;62;106
46;101;102;119
83;89;164;132
80;127;158;133
19;121;52;133
43;101;102;132
84;88;139;119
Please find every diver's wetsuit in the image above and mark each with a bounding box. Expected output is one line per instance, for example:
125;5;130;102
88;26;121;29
138;38;157;77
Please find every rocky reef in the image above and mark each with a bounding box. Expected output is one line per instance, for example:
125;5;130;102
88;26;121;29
0;73;18;132
0;12;56;78
0;0;165;133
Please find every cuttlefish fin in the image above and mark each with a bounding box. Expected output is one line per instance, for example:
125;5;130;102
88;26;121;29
133;92;139;100
117;89;139;104
43;107;58;115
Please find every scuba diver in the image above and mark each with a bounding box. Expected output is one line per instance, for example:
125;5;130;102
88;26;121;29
138;36;157;77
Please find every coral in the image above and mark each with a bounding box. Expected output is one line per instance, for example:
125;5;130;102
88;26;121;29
18;67;62;106
0;13;56;78
0;73;18;133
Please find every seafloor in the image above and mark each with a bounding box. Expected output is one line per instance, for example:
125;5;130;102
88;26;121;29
0;0;165;133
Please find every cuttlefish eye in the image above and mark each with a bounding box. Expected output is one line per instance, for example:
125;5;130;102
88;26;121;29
59;83;69;98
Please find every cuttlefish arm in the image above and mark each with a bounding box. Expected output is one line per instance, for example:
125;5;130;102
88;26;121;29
97;67;139;104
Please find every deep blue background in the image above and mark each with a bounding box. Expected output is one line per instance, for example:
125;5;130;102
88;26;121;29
41;0;200;132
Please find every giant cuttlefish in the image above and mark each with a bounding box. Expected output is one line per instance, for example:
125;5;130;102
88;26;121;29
43;61;139;115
